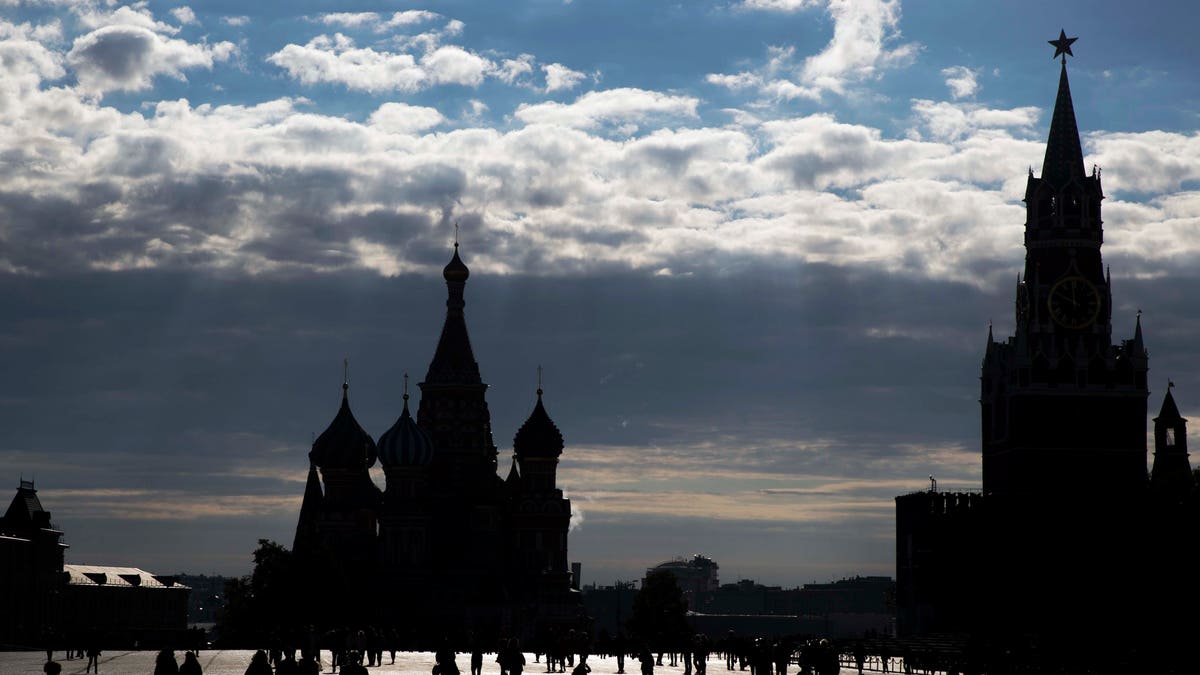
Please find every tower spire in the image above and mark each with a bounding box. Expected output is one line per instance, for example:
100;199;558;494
423;243;481;385
1041;34;1085;188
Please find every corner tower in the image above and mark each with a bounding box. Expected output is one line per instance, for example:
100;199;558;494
980;33;1149;497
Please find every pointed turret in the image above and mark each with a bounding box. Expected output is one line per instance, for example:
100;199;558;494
1133;311;1145;356
1041;61;1086;189
293;464;324;554
1151;383;1192;502
505;457;523;492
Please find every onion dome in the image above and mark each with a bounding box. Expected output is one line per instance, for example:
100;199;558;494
443;242;470;283
378;386;434;468
513;387;564;458
309;383;378;469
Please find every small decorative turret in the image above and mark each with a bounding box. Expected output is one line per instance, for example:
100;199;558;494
1151;382;1192;502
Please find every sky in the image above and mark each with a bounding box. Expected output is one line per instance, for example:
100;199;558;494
3;0;1200;586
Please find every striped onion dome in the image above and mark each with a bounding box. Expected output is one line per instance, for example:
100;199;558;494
378;392;434;468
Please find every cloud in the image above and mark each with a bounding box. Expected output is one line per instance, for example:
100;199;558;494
267;33;493;93
543;62;587;92
60;6;236;95
169;7;197;26
514;88;700;129
220;16;249;27
317;11;439;32
497;53;534;85
368;101;446;134
738;0;823;10
0;19;66;90
713;0;919;101
942;65;979;99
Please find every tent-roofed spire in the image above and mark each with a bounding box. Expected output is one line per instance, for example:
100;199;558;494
424;243;482;386
1156;381;1183;422
293;463;324;553
1041;55;1086;188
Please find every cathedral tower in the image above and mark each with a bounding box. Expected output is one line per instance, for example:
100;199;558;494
980;37;1148;497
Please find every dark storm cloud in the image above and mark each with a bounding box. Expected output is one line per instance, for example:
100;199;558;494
0;265;990;496
68;25;158;85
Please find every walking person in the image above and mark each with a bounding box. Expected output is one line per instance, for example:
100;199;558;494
85;634;101;674
470;633;483;675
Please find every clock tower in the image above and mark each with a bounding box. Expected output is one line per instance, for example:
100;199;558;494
980;33;1149;497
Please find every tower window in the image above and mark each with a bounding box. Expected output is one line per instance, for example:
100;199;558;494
1166;428;1176;448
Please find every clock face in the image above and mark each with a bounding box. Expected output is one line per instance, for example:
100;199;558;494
1048;276;1101;329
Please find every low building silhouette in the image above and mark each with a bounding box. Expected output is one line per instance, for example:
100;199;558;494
0;480;189;648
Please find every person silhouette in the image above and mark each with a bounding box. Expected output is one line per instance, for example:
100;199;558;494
244;650;273;675
509;639;527;675
85;635;101;673
154;649;179;675
276;652;299;675
180;651;203;675
298;653;320;675
470;633;484;675
436;637;461;675
639;647;654;675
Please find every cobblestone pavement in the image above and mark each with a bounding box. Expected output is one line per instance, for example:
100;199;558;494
0;651;712;675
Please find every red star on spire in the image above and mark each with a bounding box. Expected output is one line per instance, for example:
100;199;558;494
1049;29;1078;62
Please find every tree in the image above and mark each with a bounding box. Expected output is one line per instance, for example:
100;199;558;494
627;570;690;650
216;539;301;646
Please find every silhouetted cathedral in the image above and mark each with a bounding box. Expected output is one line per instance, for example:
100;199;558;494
896;34;1199;654
292;243;583;640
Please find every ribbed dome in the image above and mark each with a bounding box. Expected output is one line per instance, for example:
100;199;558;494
378;396;434;468
513;390;564;458
309;385;378;469
443;244;470;283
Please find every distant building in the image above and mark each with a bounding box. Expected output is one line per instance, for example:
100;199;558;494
645;555;720;610
895;39;1200;647
585;555;893;638
579;580;637;637
0;480;189;648
292;244;585;642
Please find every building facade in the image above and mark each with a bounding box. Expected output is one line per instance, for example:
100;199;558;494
292;244;584;642
895;39;1199;647
1;480;189;649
